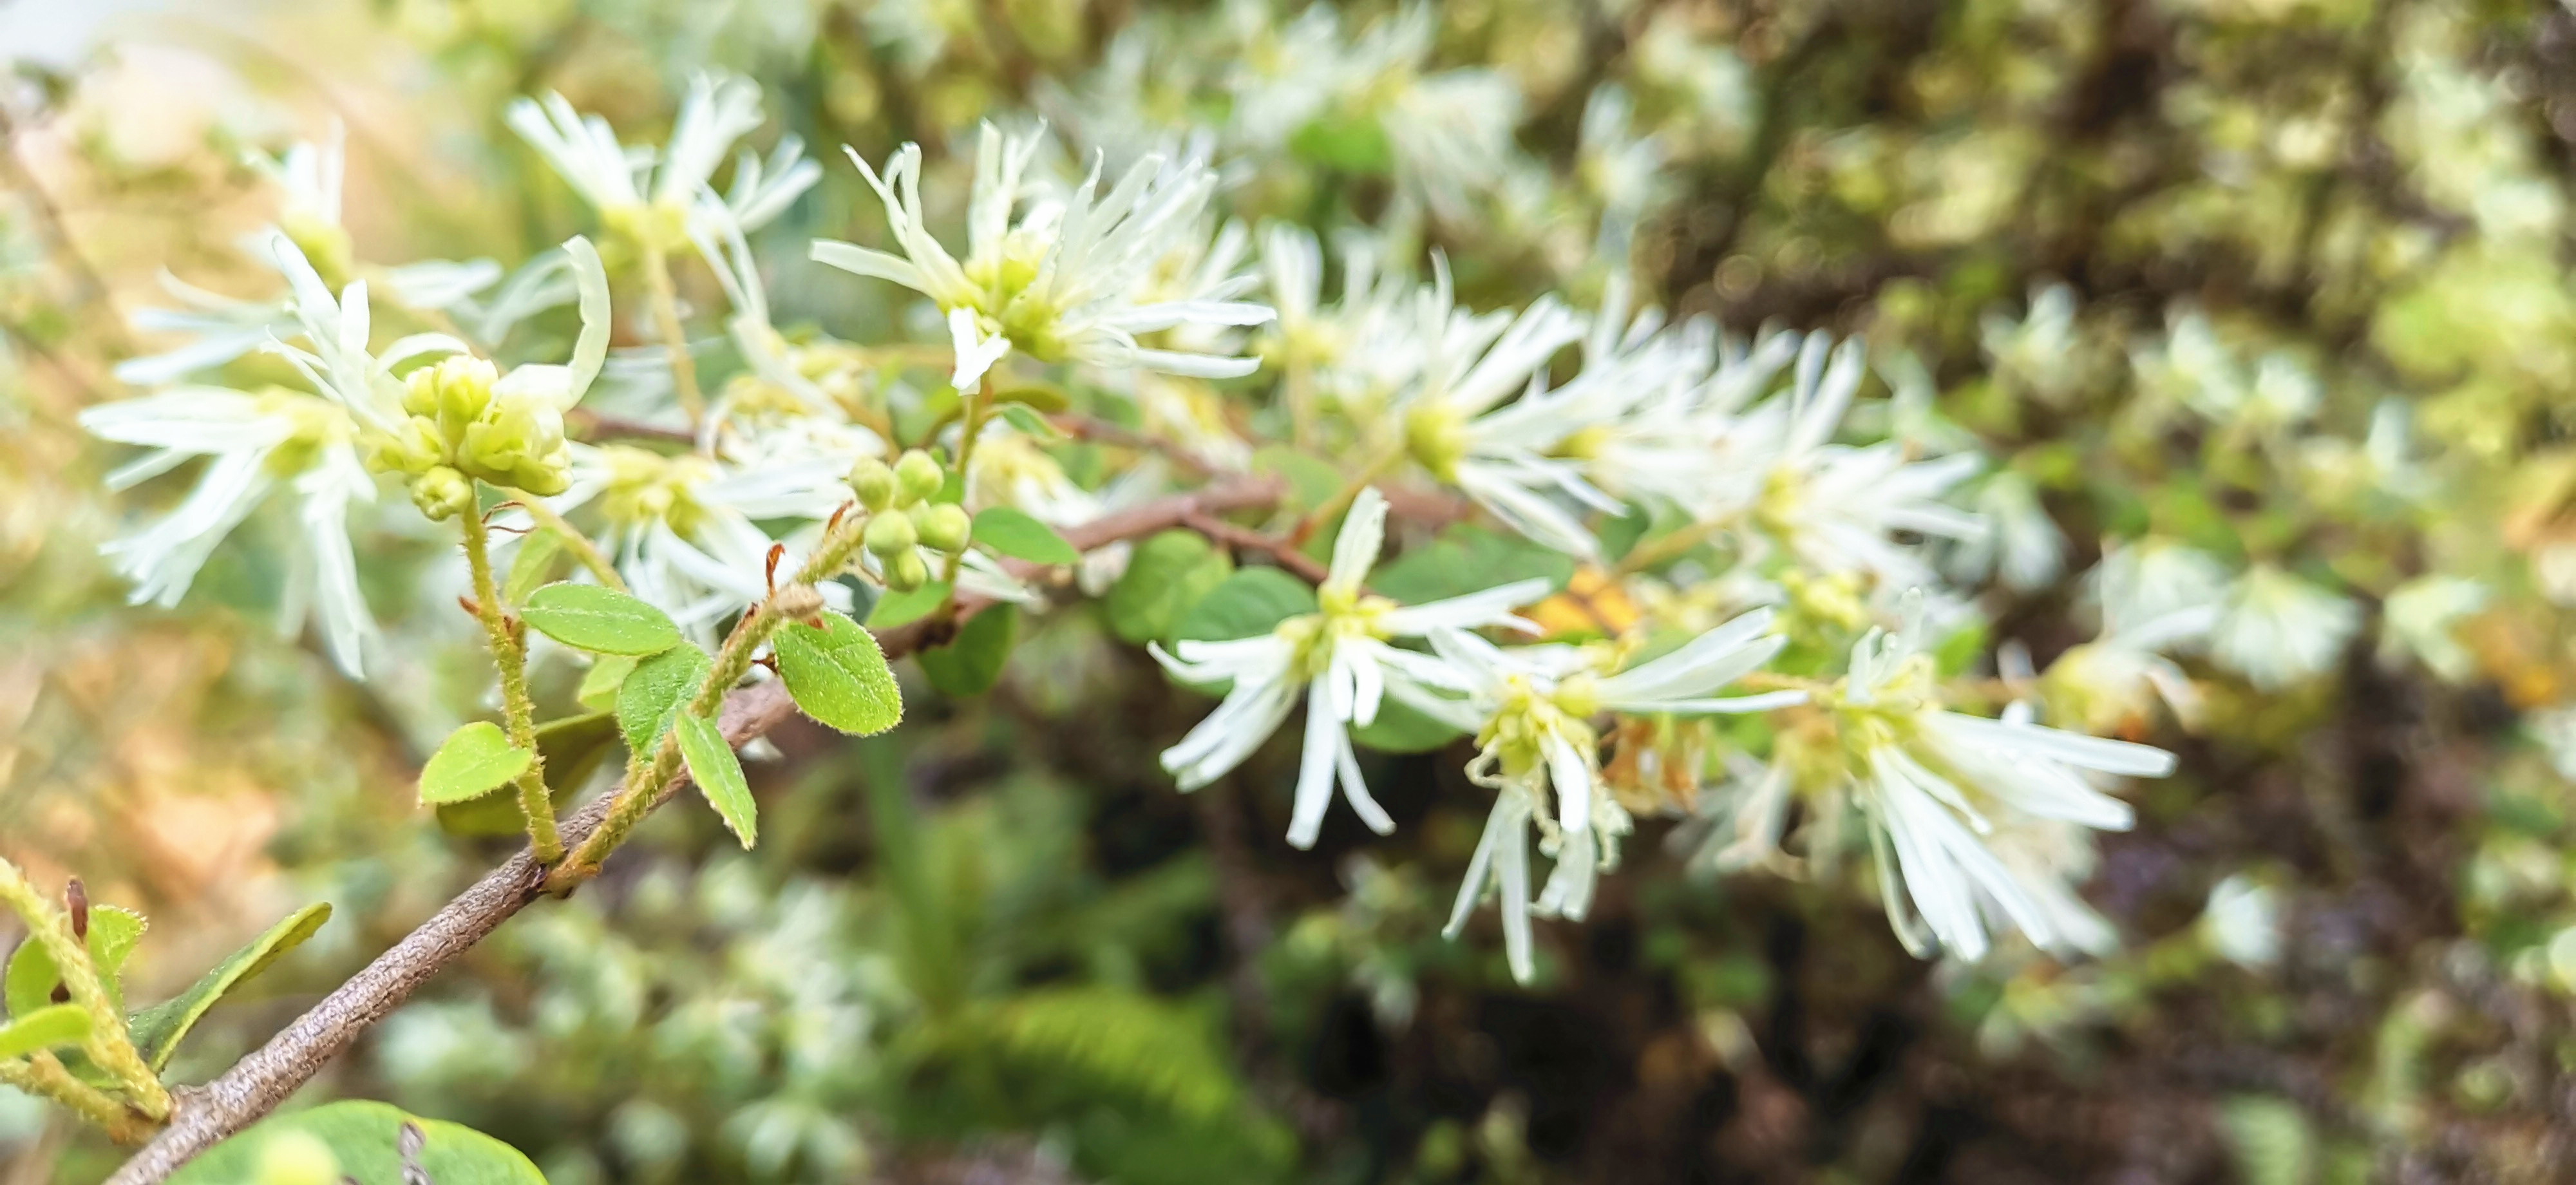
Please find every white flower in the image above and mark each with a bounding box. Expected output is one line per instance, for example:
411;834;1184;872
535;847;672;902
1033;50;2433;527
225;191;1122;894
1981;282;2083;403
1150;488;1549;848
553;444;854;637
116;127;498;386
688;201;886;465
1392;269;1629;557
1836;602;2175;960
2093;537;2230;634
1946;472;2067;591
813;124;1274;379
2043;598;2214;736
1719;335;1984;585
507;73;815;247
2201;874;2282;971
2210;565;2358;690
2378;574;2487;682
1422;609;1802;982
79;386;377;676
947;307;1012;391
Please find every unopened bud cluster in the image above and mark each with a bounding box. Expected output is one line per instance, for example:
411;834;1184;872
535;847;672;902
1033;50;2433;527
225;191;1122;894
850;450;971;592
370;356;574;518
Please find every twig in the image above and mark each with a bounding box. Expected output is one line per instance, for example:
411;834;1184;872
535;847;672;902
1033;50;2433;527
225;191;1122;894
101;479;1290;1182
1182;511;1329;584
1048;413;1224;480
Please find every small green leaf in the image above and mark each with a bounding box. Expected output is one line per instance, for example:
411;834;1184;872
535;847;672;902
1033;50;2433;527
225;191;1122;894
1371;523;1575;605
1104;529;1234;645
674;712;757;848
169;1100;545;1185
1250;446;1345;511
126;902;330;1072
576;654;637;711
7;904;147;1020
519;582;682;655
918;604;1018;697
996;403;1066;439
972;507;1082;565
1175;568;1318;643
775;611;904;734
502;529;566;605
435;711;620;837
617;646;711;756
1288;111;1394;175
867;579;951;629
0;1004;89;1060
417;721;535;806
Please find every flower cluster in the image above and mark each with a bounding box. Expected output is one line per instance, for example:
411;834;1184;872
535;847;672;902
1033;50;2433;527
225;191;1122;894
86;56;2431;994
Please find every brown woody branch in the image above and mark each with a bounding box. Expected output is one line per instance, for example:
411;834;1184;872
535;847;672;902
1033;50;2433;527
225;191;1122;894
105;477;1289;1182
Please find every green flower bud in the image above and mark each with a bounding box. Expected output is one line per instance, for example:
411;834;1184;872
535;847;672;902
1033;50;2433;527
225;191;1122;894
411;465;476;521
404;354;500;432
458;395;572;496
864;509;920;557
893;449;945;506
886;549;931;592
365;415;447;478
849;457;898;512
917;502;972;553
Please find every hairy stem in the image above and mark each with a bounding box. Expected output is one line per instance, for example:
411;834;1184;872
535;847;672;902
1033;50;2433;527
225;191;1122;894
460;507;562;864
0;1057;154;1146
0;862;168;1123
638;238;704;426
106;479;1293;1182
551;511;866;884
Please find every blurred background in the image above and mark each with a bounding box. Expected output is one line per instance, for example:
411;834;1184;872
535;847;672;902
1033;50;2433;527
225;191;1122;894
6;0;2576;1181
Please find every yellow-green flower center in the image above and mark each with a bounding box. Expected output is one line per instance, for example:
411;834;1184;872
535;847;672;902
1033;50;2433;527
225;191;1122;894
1403;399;1471;482
596;445;716;537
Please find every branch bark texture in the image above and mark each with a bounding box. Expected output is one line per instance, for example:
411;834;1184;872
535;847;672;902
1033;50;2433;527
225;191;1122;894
106;477;1287;1182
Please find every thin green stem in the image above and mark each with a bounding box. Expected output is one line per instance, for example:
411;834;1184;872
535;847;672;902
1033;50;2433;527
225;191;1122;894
0;1056;153;1145
514;497;627;592
940;374;994;587
0;862;167;1123
639;238;705;426
461;509;563;864
549;512;867;887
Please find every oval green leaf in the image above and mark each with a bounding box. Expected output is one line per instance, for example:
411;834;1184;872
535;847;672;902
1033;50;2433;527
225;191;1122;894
519;582;681;655
971;507;1082;566
918;603;1018;697
616;645;712;756
774;610;904;734
436;711;620;838
674;712;757;849
418;721;535;806
126;902;332;1072
170;1100;545;1185
1105;529;1233;644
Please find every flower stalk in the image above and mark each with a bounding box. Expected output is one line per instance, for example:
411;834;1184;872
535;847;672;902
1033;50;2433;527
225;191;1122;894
460;504;564;864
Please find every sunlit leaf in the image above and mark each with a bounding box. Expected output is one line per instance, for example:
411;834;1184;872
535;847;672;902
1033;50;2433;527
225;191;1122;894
519;583;681;655
127;902;331;1072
